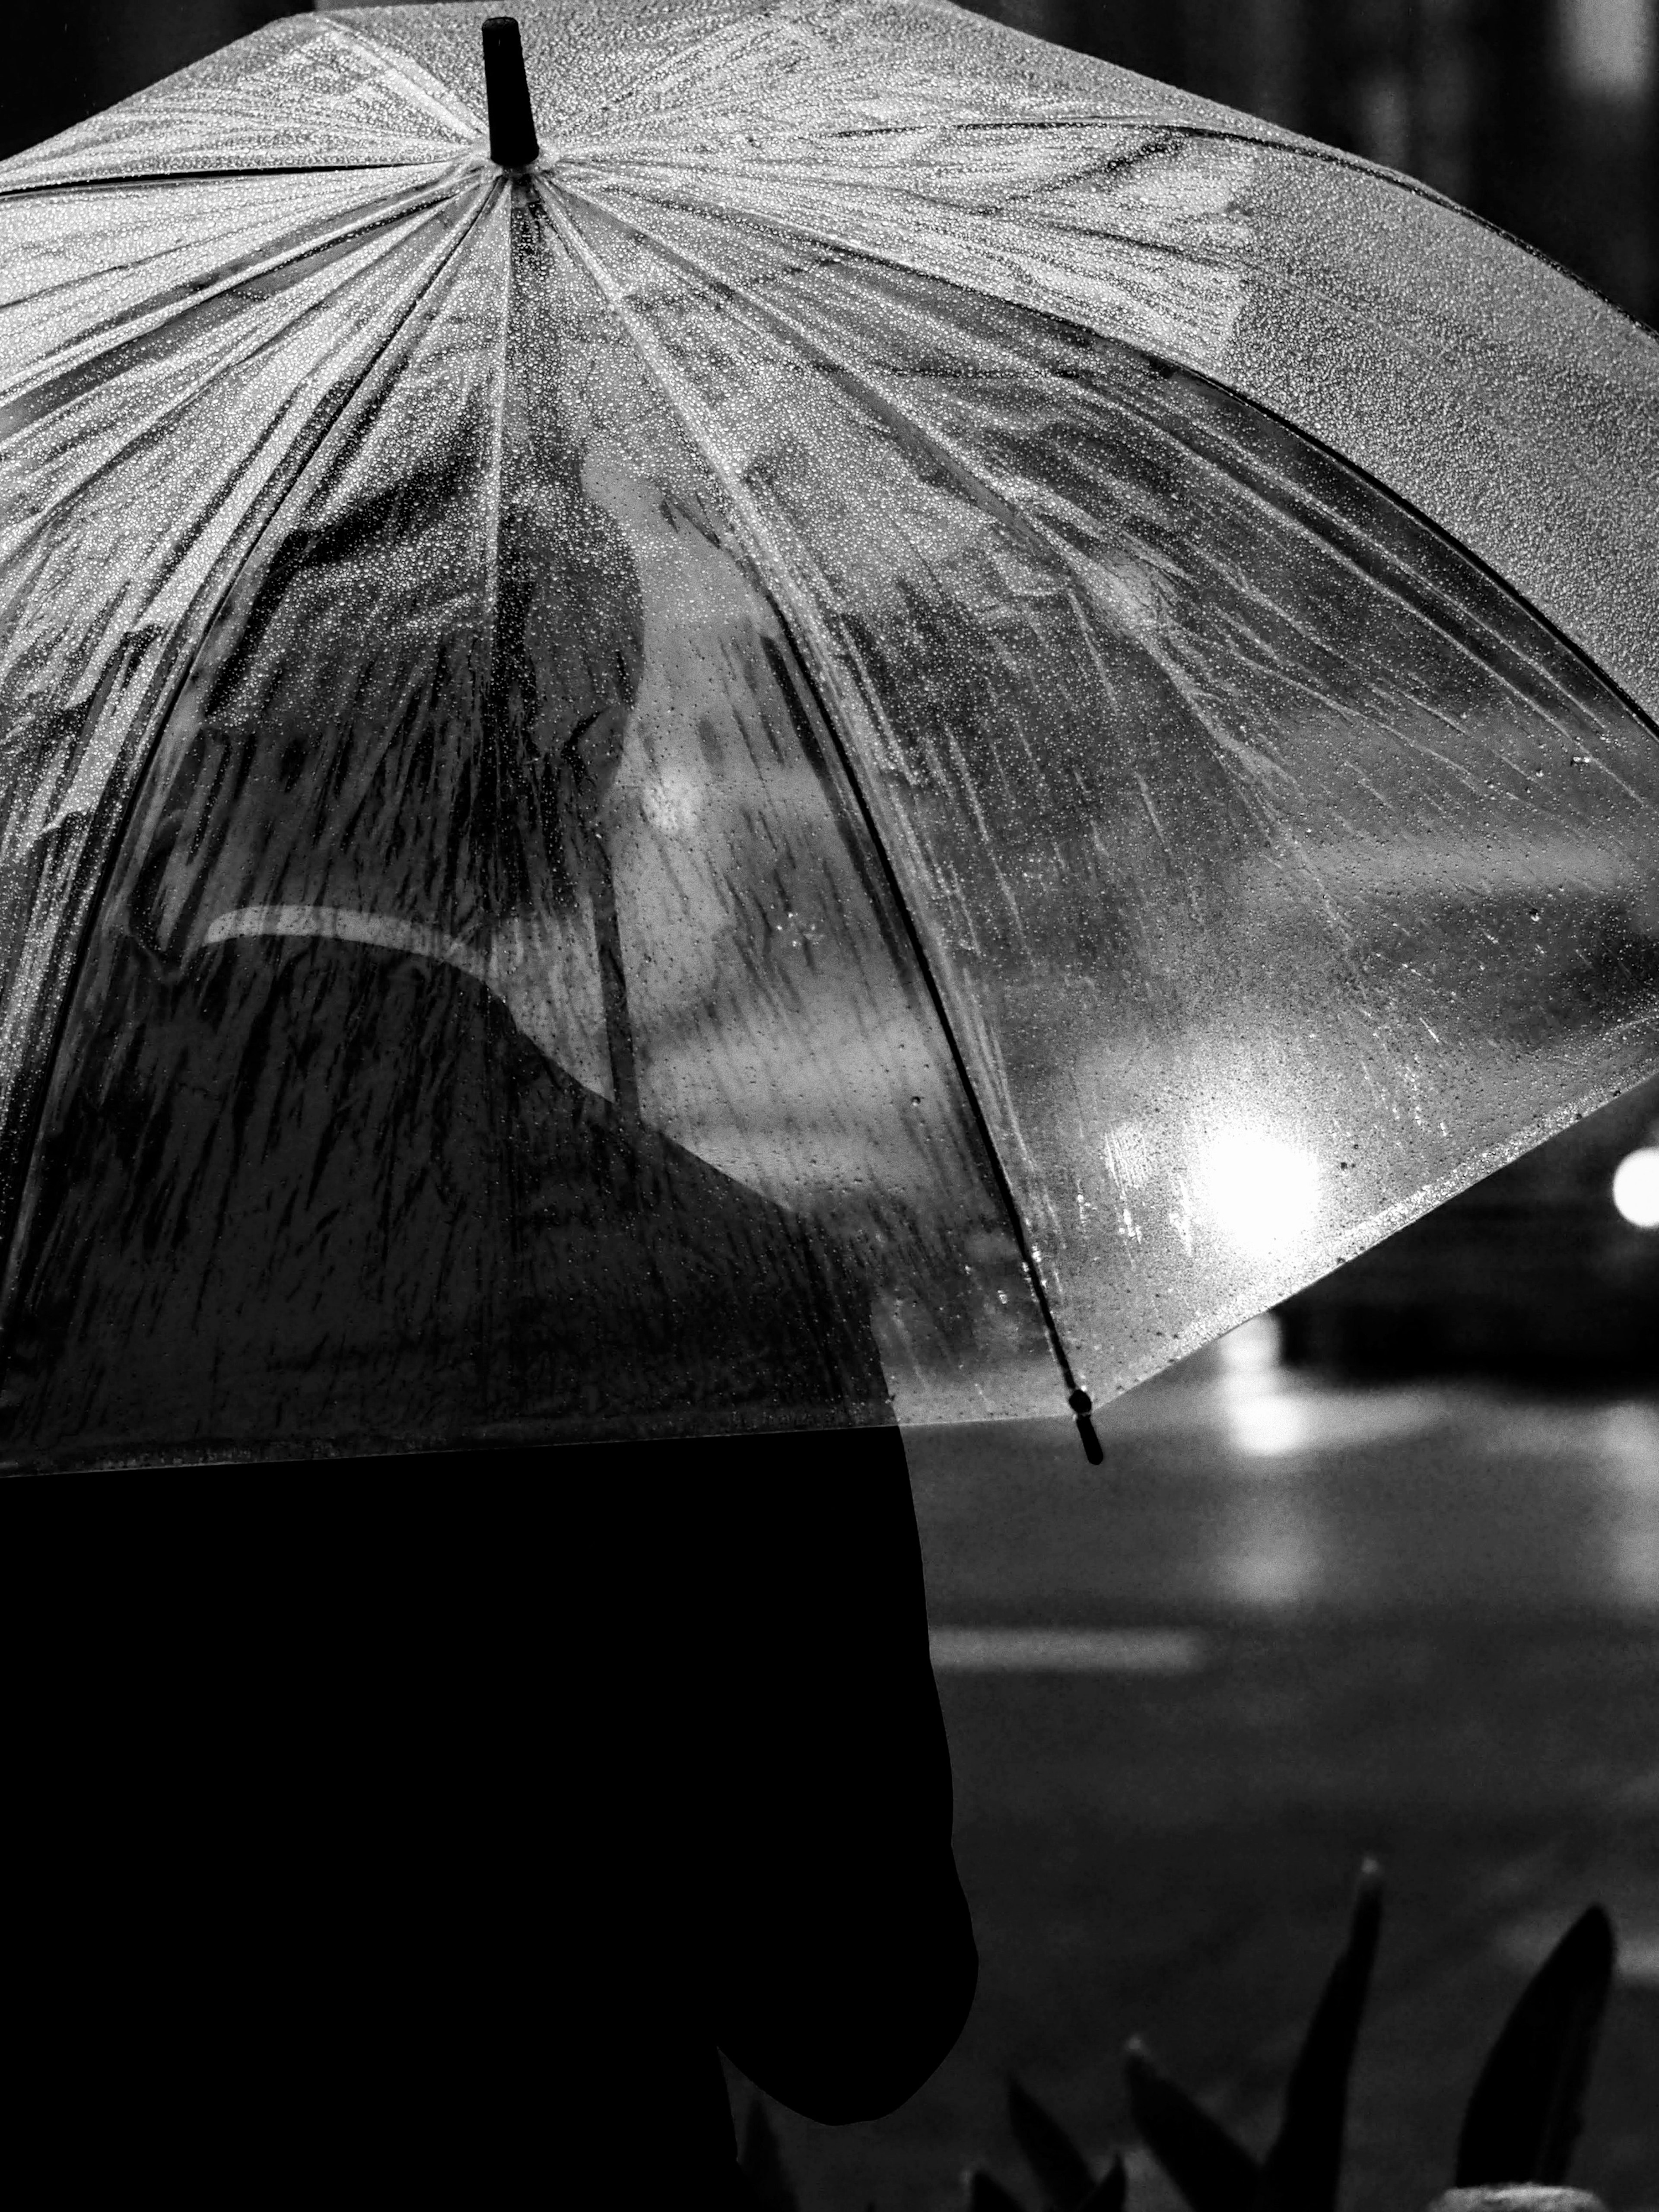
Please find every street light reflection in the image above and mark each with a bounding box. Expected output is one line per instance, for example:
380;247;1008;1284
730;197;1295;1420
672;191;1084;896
1217;1314;1314;1459
1598;1402;1659;1610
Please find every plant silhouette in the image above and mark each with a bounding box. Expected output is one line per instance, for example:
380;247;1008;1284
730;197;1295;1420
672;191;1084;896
740;1865;1637;2212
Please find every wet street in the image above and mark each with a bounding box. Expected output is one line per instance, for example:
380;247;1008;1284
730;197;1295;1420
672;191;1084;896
743;1327;1659;2212
918;1320;1659;1628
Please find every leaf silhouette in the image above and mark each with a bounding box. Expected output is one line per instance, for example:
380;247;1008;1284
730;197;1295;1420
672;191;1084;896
1009;2074;1098;2210
1076;2151;1128;2212
1455;1904;1617;2187
740;2098;801;2212
1252;1859;1384;2212
968;2169;1030;2212
1124;2039;1260;2212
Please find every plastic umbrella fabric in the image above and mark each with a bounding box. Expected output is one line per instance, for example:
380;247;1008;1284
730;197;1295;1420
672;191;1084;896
6;0;1659;1474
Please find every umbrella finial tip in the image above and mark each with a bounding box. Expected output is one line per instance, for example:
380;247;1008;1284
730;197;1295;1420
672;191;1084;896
482;15;540;169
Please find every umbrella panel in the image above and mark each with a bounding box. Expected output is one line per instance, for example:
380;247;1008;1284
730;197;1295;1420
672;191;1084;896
9;2;1659;1461
545;190;1659;1399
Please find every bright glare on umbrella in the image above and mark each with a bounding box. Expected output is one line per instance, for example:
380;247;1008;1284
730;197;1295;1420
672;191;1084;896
5;0;1659;1474
1196;1132;1324;1262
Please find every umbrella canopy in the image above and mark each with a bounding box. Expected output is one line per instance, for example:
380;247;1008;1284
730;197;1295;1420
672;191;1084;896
5;0;1659;1473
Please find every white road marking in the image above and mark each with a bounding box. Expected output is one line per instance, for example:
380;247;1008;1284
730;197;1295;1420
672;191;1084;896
928;1627;1207;1675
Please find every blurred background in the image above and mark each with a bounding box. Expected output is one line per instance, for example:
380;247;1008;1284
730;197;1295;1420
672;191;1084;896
7;3;1659;2206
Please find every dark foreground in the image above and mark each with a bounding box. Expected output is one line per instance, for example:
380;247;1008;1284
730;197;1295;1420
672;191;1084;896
732;1328;1659;2211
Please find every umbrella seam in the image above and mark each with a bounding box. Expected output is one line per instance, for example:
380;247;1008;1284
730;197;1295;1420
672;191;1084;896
0;163;471;200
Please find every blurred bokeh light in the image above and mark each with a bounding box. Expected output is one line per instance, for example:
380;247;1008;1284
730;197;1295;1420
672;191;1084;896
1613;1146;1659;1227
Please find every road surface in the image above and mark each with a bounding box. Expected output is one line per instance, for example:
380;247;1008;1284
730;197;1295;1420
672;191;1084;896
739;1324;1659;2211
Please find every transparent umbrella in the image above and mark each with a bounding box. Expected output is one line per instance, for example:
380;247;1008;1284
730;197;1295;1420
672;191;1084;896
5;0;1659;1474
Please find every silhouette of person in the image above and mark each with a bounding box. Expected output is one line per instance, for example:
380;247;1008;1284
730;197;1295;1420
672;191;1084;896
0;190;975;2202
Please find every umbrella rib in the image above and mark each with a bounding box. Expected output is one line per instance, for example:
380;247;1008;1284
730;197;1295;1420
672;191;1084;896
0;161;469;201
537;184;1103;1458
756;602;1101;1452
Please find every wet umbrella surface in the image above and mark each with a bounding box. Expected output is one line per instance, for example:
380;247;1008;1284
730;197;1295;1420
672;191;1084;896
6;0;1659;1472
